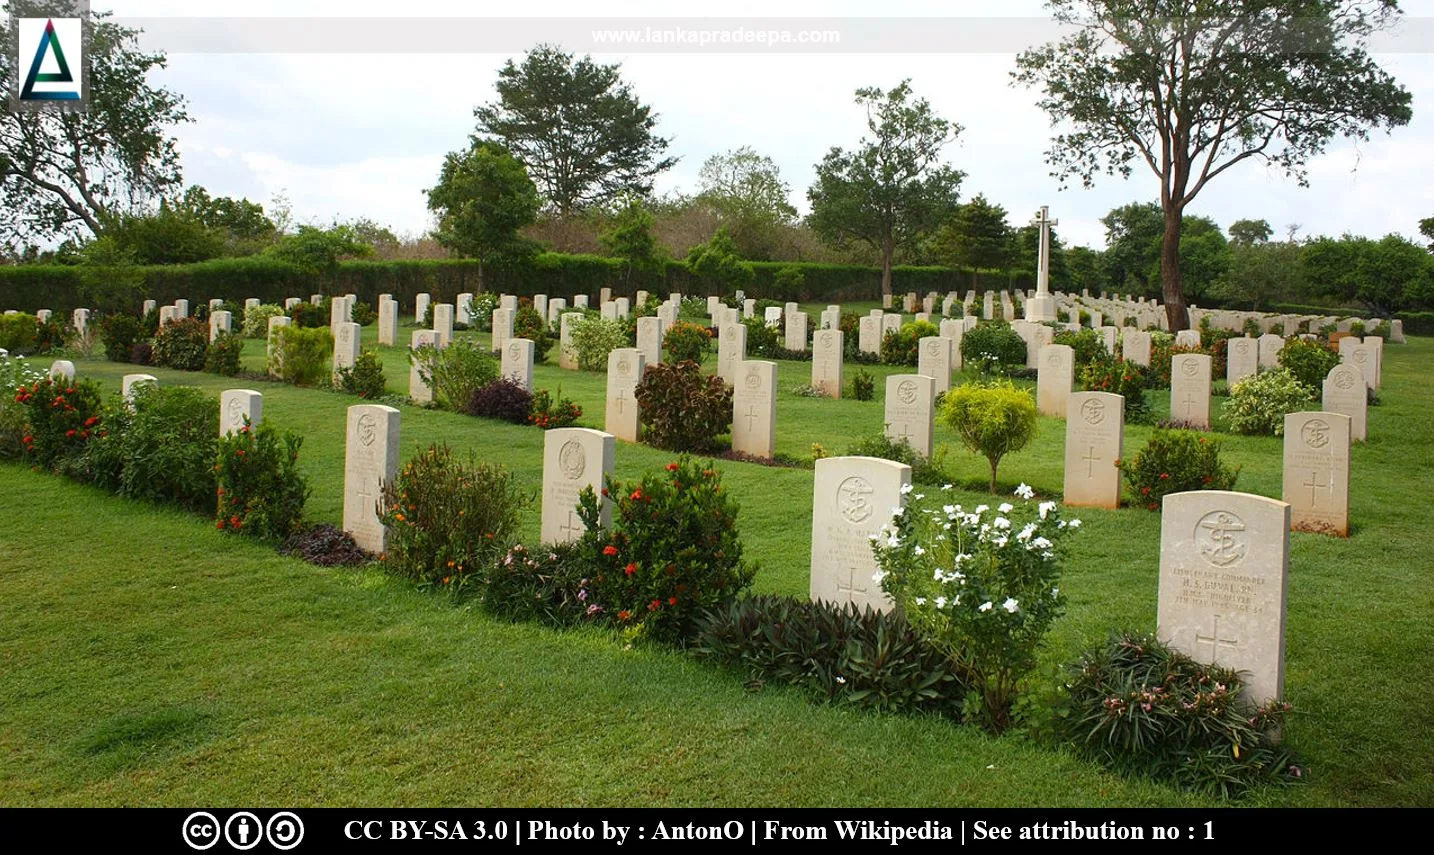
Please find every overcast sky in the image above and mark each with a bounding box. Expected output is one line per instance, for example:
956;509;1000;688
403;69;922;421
107;0;1434;250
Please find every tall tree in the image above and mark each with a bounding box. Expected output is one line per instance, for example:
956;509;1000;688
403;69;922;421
1100;201;1164;295
1228;218;1274;247
1014;0;1413;330
0;4;188;251
1216;239;1303;310
426;139;541;271
1419;216;1434;252
807;80;964;298
474;45;676;217
930;194;1013;287
600;195;662;285
1064;245;1107;294
697;146;797;260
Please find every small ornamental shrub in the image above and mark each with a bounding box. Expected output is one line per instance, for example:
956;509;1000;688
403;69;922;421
1080;356;1150;423
152;318;209;371
941;381;1038;493
288;302;327;328
529;388;582;429
412;338;499;410
15;376;103;470
470;292;500;331
960;322;1028;375
1348;320;1366;338
378;443;528;588
0;313;38;353
1148;343;1207;388
0;355;45;459
1059;632;1300;797
112;384;219;512
693;595;969;717
33;316;66;354
241;303;285;338
482;542;592;625
576;458;757;644
215;419;309;540
1223;369;1316;436
129;342;154;365
880;320;941;366
1117;429;1239;511
873;483;1079;731
514;305;555;363
663;320;711;365
274;325;333;387
850;368;875;401
465;377;534;424
633;361;732;452
570;315;630;371
1242;317;1262;337
1053;328;1104;369
1277;338;1340;389
350;300;376;326
204;332;244;377
100;315;143;363
337;348;387;399
1200;328;1238;379
846;432;952;486
740;316;781;358
279;524;369;566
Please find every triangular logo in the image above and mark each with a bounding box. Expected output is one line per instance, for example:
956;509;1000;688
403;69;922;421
21;19;79;101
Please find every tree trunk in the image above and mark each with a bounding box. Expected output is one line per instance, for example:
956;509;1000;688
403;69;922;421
988;458;1000;495
1161;207;1188;331
880;236;895;299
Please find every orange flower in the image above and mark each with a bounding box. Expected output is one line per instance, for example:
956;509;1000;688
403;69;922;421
665;462;679;471
603;545;618;556
617;609;631;621
625;562;637;576
668;596;678;606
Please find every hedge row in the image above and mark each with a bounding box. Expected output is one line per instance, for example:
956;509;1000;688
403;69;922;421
0;254;1045;315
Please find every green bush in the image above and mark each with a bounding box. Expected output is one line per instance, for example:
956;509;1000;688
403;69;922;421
481;542;592;625
288;302;327;329
1053;328;1103;369
104;384;219;512
204;333;244;377
740;316;781;358
1059;632;1299;797
337;348;387;399
241;303;285;338
412;339;499;410
577;457;757;644
152;318;210;371
216;419;309;540
1277;338;1340;389
0;355;45;459
273;326;333;387
570;315;630;371
1223;369;1316;436
1079;356;1150;423
99;314;143;363
0;313;38;354
470;292;500;331
880;320;941;366
850;368;875;401
941;381;1039;493
528;388;583;429
1117;429;1240;511
845;433;951;486
874;484;1078;731
14;376;103;471
633;361;732;452
960;322;1027;375
664;320;712;364
378;443;528;589
693;595;968;716
351;300;376;326
513;305;555;363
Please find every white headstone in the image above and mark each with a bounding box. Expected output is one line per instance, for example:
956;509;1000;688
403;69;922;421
764;306;783;328
455;292;474;326
605;348;644;442
573;295;589;310
1258;333;1284;371
174;299;189;319
717;322;747;386
415;293;431;325
547;297;567;327
377;297;398;346
558;312;582;370
1175;329;1201;348
1170;353;1212;429
812;329;844;398
541;428;615;545
615;297;630;319
490;307;513;354
266;315;291;376
121;373;157;403
1036;344;1075;418
636;316;664;369
1322;363;1367;443
858;315;882;355
1123;330;1152;367
49;360;75;384
1157;490;1290;705
343;404;401;554
1227;337;1258;385
810;456;910;614
409;330;437;403
784;310;808;352
534;294;548;319
502;338;535;392
142;299;157;315
500;294;518;312
1282;411;1350;537
333;321;361;384
221;389;263;437
917;336;953;395
209;310;232;342
884;374;936;458
1064;392;1124;509
732;360;778;459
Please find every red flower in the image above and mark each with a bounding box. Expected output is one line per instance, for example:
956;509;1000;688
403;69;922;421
600;487;609;497
84;416;99;427
22;435;32;444
630;489;643;501
65;429;76;438
1159;472;1169;480
665;462;679;471
602;545;618;556
216;519;225;530
648;599;660;611
668;596;678;606
625;562;637;576
617;609;631;621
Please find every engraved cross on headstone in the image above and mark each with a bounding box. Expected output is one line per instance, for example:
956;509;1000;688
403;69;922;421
744;404;759;432
559;510;584;541
614;389;626;415
1083;446;1100;478
835;563;868;601
1181;390;1198;413
1194;614;1239;665
1304;469;1328;508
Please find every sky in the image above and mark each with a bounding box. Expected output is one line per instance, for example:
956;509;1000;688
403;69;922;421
96;0;1434;251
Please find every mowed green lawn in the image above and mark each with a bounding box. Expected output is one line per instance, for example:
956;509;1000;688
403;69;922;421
1;320;1431;806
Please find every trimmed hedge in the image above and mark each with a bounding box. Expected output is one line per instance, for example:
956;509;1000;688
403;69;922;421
1395;311;1434;336
1;255;1044;315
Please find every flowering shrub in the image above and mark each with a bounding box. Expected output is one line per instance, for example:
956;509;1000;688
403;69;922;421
100;314;143;363
470;292;500;331
15;376;104;470
33;316;65;354
513;305;555;362
378;443;528;588
1059;632;1299;797
850;368;875;401
528;388;582;429
1277;338;1339;389
1080;355;1150;423
241;303;285;338
1117;429;1239;511
482;542;591;625
1222;369;1316;436
0;312;39;353
1053;328;1104;368
693;595;969;717
337;348;388;399
216;418;309;539
1147;343;1207;388
412;338;499;410
287;302;327;328
0;356;47;459
633;361;732;452
152;318;209;371
273;326;334;387
203;332;244;376
880;320;941;366
464;377;533;424
959;322;1027;375
940;381;1038;493
739;316;781;358
873;483;1078;731
576;458;756;644
663;320;711;365
570;315;630;371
